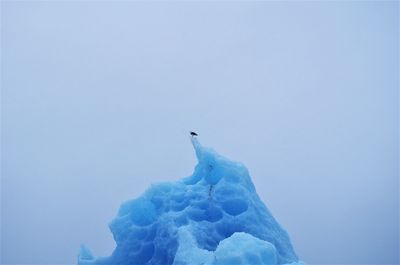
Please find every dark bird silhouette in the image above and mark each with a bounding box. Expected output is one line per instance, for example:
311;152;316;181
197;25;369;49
190;131;198;137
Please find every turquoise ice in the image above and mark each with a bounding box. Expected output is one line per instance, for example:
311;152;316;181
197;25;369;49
78;139;305;265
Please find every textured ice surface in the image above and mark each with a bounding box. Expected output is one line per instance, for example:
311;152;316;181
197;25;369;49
78;139;304;265
173;229;278;265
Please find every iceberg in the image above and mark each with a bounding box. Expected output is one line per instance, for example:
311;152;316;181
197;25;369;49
78;138;305;265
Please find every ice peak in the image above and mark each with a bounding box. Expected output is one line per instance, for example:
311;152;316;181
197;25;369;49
78;140;303;265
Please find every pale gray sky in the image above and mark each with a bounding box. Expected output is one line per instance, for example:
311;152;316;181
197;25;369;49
1;1;398;264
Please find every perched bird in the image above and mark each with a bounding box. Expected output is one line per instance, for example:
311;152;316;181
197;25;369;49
190;131;198;137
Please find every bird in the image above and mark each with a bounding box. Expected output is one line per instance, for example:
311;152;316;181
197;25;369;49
190;131;198;137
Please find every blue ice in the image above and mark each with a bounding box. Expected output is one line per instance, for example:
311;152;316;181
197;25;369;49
78;138;305;265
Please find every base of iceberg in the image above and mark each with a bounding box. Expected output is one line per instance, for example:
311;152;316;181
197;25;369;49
78;138;306;265
174;228;278;265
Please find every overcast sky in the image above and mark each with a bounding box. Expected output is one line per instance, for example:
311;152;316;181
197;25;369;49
1;1;398;264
